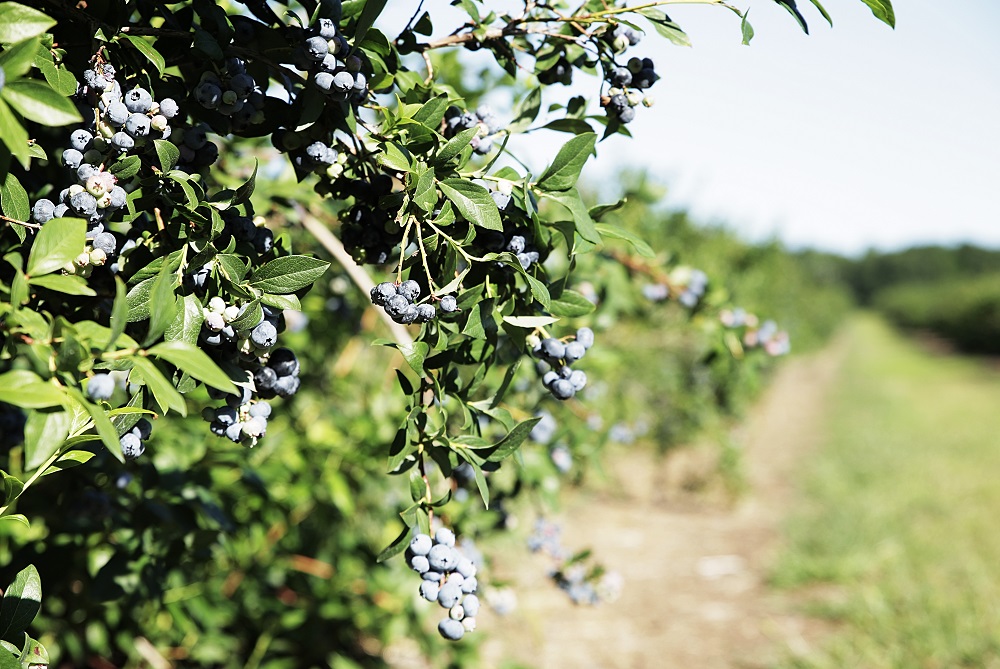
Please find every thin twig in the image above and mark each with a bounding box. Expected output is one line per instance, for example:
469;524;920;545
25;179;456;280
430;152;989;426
0;214;41;230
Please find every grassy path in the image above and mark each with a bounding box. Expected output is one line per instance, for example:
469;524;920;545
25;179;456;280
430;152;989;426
773;315;1000;668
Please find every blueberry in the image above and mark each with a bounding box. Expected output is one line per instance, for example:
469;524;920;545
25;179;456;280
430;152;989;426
314;72;334;92
542;370;559;388
62;148;83;169
550;379;575;400
273;375;301;398
439;295;458;313
427;544;458;572
194;82;222;109
111;131;134;150
125;113;151;138
415;304;436;322
69;191;97;217
455;558;476;578
506;235;526;254
617;106;636;124
398;281;421;302
229;73;255;98
332;70;355;92
133;418;152;439
268;348;299;377
224;422;244;442
410;533;433;556
563;341;586;364
608;66;632;87
460;576;478;594
31;199;55;225
491;191;511;210
575;327;595;349
109;186;127;209
437;581;462;608
124;87;152;113
254;366;278;391
120;433;144;459
438;618;464;641
420;580;440;602
569;369;587;391
158;98;179;119
86;373;115;401
93;232;117;256
105;101;129;127
409;554;430;574
70;129;93;152
540;338;565;360
370;281;397;306
250;320;278;349
395;305;418;324
248;402;272;419
461;593;480;617
305;35;329;60
317;18;337;39
242;416;267;438
434;527;456;547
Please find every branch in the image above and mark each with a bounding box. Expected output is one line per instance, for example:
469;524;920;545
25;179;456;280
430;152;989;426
297;208;414;347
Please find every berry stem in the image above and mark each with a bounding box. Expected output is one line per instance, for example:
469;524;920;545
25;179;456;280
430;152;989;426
0;214;41;230
413;217;438;296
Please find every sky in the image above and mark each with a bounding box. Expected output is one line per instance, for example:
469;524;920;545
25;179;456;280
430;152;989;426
382;1;1000;256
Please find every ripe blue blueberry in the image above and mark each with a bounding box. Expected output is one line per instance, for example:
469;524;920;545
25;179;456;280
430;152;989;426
439;295;458;312
370;282;397;306
120;432;144;459
420;580;440;602
70;129;93;152
251;320;278;349
86;373;115;401
31;199;55;224
437;581;462;608
111;132;134;150
550;378;575;400
427;544;458;572
124;88;153;113
438;618;464;641
409;554;430;574
268;348;299;377
249;402;272;419
224;422;244;442
410;533;432;556
435;527;456;547
461;594;480;617
125;113;151;138
575;327;594;349
62;148;83;169
540;338;565;360
158;98;179;119
274;374;301;398
332;70;355;92
93;232;117;256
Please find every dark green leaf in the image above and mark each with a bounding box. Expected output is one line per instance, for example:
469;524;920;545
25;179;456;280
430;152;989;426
249;255;330;294
216;253;249;282
0;37;39;80
27;273;96;295
474;417;541;463
0;3;55;43
23;408;69;470
410;94;448;129
0;371;63;408
154;139;179;172
379;141;411;172
434;126;479;164
147;341;237;393
164;293;204;346
408;470;425;503
109;154;141;179
539;118;595;134
106;277;127;350
805;0;832;26
120;34;165;74
508;87;542;134
64;387;123;462
536;133;596;192
0;564;41;642
858;0;894;27
0;172;29;222
540;188;601;244
228;299;261;332
638;8;691;46
594;223;655;258
131;357;187;416
411;165;437;213
375;523;410;563
352;0;389;52
260;293;301;311
438;179;502;231
125;277;154;322
234;161;258;204
0;99;30;168
549;289;596;317
26;216;84;276
143;261;178;346
2;80;81;126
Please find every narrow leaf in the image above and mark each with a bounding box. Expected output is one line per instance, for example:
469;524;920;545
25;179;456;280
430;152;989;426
3;80;82;126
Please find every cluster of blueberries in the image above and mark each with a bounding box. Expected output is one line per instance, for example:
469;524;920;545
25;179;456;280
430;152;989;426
296;18;369;102
86;370;155;461
532;327;595;400
537;56;573;86
527;518;624;606
744;319;791;357
82;65;178;151
202;399;272;444
478;223;541;272
406;528;481;641
443;105;503;155
332;176;401;265
604;56;660;124
288;138;341;178
369;280;457;324
677;268;708;308
193;58;265;129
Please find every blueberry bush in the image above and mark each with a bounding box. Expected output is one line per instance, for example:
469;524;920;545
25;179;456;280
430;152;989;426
0;0;891;665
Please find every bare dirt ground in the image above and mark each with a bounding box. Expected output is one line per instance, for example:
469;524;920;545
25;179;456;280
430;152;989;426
477;335;850;669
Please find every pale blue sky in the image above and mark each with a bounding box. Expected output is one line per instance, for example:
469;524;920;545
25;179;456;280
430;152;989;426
384;1;1000;255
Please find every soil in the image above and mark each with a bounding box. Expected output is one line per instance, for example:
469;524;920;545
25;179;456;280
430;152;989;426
475;334;850;669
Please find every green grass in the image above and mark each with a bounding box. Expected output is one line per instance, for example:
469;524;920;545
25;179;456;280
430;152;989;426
772;314;1000;669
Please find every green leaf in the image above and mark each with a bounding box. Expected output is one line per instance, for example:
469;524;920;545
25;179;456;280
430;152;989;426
0;37;39;79
146;341;237;393
805;0;832;27
378;141;411;172
536;133;596;192
260;293;301;311
216;253;249;282
0;3;55;43
27;273;96;295
0;515;28;528
249;255;330;294
438;179;502;231
741;10;755;45
352;0;389;51
109;154;141;179
1;473;23;506
375;523;410;563
411;94;448;129
153;139;179;172
0;371;64;408
508;87;542;134
548;289;596;318
106;276;127;350
0;99;29;168
858;0;894;28
234;161;258;204
434;126;479;164
408;470;425;503
411;166;437;213
25;216;84;276
120;34;165;74
64;387;123;462
0;172;29;222
638;8;691;46
125;276;154;322
2;80;81;126
131;357;187;417
0;565;41;642
539;188;601;244
23;408;70;470
143;261;178;346
474;417;541;463
163;293;204;346
594;222;655;258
